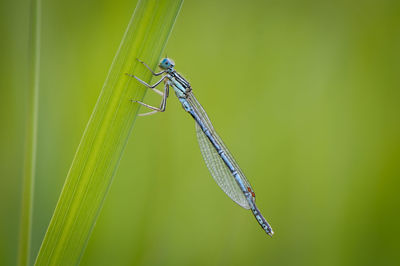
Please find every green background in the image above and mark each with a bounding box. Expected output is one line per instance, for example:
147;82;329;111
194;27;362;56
1;0;399;265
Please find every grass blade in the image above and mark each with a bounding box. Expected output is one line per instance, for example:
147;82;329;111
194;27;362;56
34;0;183;264
18;0;41;265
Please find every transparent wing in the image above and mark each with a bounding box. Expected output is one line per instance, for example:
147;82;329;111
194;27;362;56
195;123;250;209
187;92;255;209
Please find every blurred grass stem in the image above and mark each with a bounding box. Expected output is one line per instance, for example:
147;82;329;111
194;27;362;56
17;0;41;265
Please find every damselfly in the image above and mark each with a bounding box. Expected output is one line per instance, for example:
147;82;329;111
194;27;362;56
126;58;274;236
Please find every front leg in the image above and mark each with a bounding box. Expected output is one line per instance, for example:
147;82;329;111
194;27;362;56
136;58;166;76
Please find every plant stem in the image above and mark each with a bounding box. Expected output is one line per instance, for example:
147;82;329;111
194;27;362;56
18;0;41;265
34;0;183;265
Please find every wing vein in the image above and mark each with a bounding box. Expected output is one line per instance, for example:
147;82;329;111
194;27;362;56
187;92;254;209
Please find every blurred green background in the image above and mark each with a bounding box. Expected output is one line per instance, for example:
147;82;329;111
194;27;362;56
1;0;400;265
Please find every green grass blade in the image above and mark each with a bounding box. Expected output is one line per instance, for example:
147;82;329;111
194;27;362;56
34;0;183;265
18;0;41;265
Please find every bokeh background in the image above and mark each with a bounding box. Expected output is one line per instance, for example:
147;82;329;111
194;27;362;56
1;0;400;265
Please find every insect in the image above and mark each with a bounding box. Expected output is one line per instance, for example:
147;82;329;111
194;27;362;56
126;58;274;236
